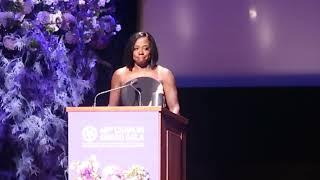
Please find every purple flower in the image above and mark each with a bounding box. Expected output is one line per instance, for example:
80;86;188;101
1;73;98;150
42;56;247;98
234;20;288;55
3;35;18;50
14;13;25;22
21;19;33;31
64;31;79;45
0;0;120;178
81;167;94;179
0;12;14;28
36;11;50;24
90;31;110;49
23;0;34;14
99;15;116;33
61;13;77;31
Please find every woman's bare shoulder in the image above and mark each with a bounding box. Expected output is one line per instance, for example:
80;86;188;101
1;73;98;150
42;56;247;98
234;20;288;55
111;67;130;83
114;66;128;75
157;65;173;76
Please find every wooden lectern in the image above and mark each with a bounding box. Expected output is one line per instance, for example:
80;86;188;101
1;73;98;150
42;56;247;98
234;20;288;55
66;106;188;180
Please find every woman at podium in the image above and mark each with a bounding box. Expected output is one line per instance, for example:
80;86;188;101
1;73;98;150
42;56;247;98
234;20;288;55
108;32;180;114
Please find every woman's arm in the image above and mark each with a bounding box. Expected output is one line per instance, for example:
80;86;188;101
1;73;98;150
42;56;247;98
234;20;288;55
162;68;180;114
108;69;122;106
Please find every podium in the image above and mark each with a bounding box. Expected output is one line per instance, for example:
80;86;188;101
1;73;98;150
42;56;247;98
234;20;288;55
66;106;188;180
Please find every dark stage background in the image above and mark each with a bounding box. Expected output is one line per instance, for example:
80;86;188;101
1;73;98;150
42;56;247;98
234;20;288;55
179;87;320;180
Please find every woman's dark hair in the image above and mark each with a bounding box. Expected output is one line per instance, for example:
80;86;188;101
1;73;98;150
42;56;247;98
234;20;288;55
122;32;159;70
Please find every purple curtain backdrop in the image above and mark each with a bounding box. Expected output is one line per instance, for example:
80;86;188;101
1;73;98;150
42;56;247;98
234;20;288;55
141;0;320;87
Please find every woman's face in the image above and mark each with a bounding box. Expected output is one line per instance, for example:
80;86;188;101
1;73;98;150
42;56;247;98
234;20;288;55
133;37;151;67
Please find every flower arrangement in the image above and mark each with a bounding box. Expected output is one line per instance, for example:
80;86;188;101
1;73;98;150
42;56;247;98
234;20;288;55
70;155;150;180
0;0;120;179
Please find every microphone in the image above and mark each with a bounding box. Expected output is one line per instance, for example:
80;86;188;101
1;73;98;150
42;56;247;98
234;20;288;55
93;79;140;107
129;81;142;106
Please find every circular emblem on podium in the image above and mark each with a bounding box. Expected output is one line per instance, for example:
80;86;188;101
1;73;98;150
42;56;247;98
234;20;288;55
82;126;98;142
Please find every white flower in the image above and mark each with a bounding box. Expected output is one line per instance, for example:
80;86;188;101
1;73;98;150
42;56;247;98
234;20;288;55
101;165;123;180
115;24;121;32
12;0;24;3
124;165;149;180
50;11;62;24
33;62;42;75
79;0;85;5
31;0;41;4
92;16;100;30
46;24;59;32
43;0;59;5
88;155;99;165
69;161;80;171
71;155;101;179
98;0;106;7
46;11;62;32
43;0;59;6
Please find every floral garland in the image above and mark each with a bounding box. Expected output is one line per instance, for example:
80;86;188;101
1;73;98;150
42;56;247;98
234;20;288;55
0;0;120;179
70;155;150;180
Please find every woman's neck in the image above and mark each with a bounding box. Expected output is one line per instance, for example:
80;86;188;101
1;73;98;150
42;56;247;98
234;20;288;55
133;63;151;70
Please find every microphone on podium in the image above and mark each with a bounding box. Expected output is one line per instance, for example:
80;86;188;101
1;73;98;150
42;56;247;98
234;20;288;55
129;81;142;106
93;79;141;107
